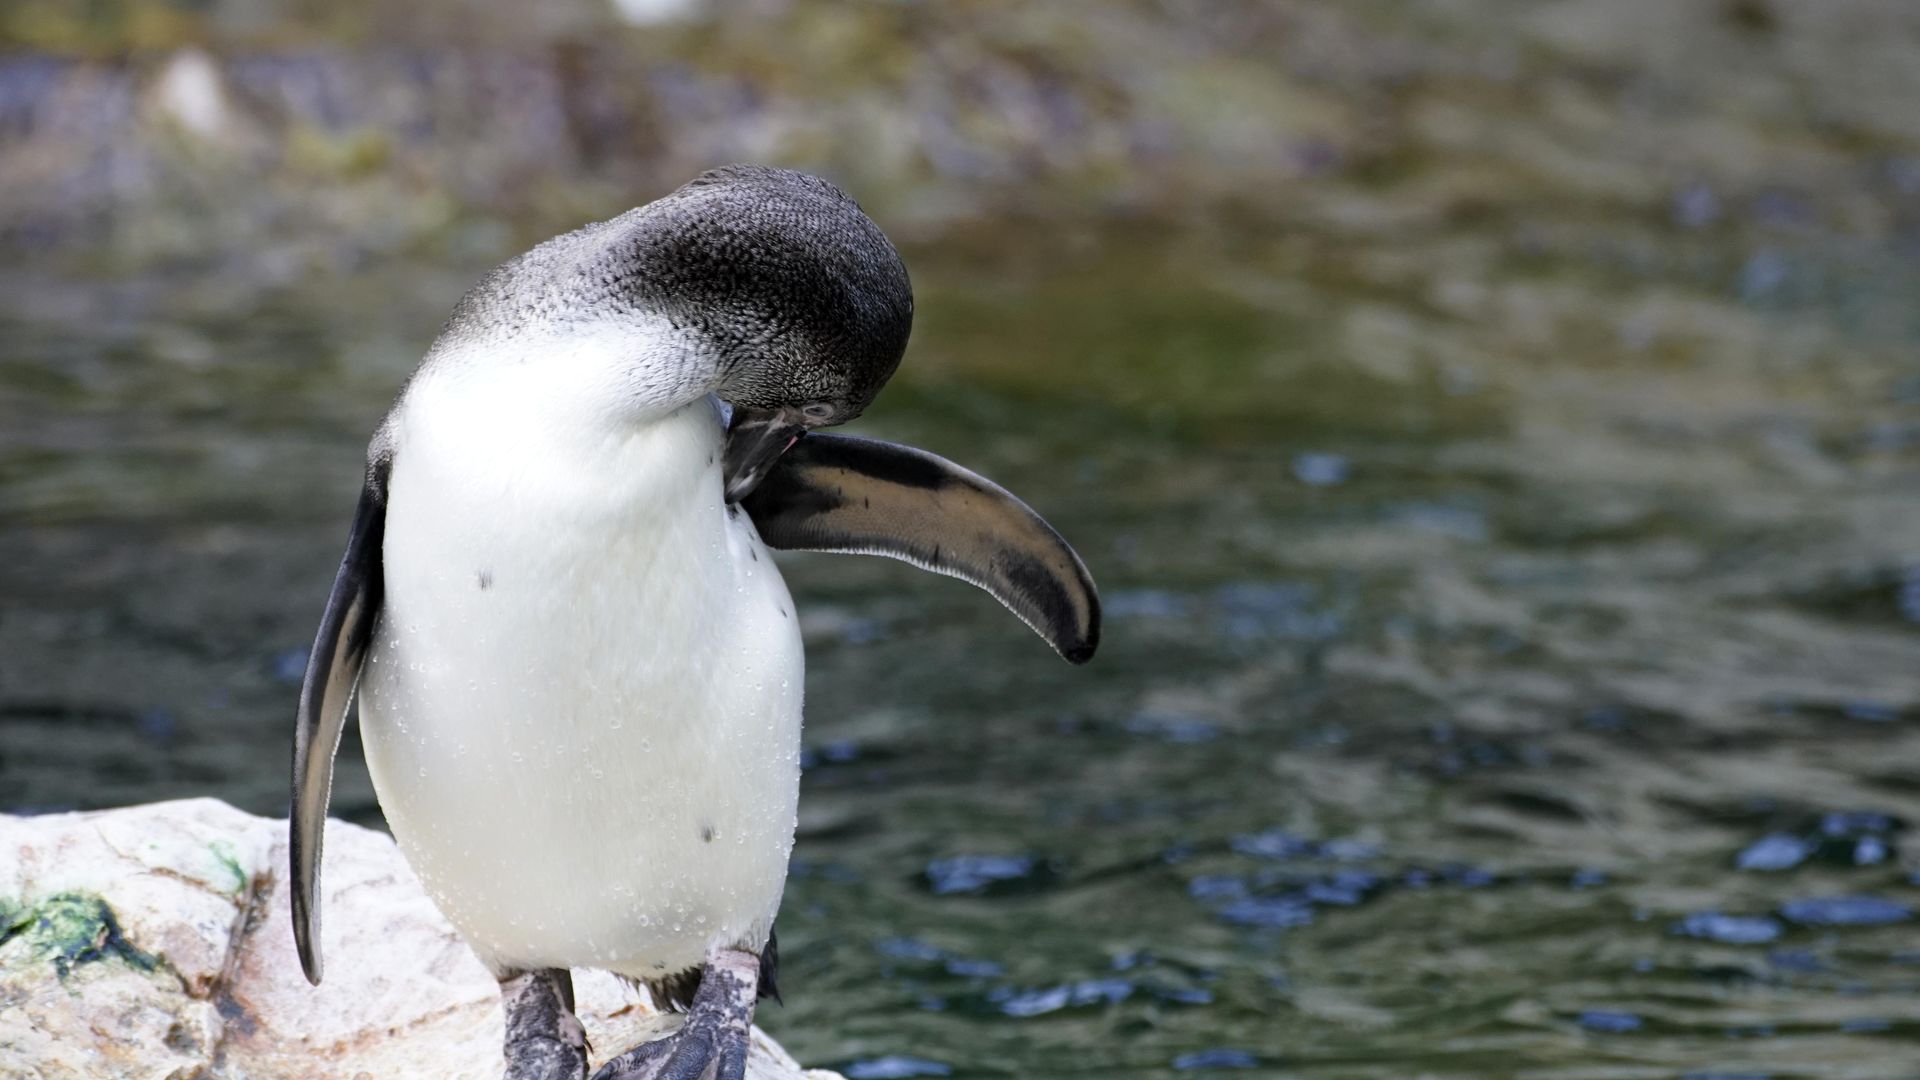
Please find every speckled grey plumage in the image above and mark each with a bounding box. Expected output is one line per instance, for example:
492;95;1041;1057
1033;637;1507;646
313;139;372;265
429;164;913;423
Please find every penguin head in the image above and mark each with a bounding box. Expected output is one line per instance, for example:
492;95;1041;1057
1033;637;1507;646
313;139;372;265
628;165;914;500
433;165;913;501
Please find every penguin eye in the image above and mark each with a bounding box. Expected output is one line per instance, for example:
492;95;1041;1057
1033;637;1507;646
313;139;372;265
800;402;835;423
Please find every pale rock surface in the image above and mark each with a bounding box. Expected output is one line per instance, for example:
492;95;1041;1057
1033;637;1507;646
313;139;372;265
148;49;234;142
0;799;841;1080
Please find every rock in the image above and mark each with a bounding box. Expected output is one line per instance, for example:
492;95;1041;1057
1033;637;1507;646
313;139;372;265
609;0;709;25
148;49;236;143
0;799;842;1080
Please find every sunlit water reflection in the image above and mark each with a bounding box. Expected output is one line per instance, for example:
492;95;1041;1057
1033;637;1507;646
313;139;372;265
3;204;1918;1077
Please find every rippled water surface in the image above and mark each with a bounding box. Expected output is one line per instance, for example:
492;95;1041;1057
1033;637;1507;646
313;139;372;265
5;194;1920;1078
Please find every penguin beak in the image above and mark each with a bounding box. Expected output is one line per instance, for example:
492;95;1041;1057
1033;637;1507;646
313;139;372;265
722;405;806;503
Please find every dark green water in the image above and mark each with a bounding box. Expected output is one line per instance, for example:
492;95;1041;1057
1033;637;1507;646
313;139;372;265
4;204;1919;1079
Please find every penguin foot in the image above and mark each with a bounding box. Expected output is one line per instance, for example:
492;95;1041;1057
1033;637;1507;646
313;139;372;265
590;948;759;1080
501;967;589;1080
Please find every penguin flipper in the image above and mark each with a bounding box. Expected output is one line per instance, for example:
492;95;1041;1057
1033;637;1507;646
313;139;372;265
290;456;389;985
742;433;1099;663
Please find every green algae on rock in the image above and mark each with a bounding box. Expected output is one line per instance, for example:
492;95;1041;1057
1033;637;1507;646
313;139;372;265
0;891;163;978
0;799;839;1080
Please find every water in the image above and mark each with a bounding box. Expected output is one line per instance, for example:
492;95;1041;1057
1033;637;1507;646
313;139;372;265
4;199;1920;1076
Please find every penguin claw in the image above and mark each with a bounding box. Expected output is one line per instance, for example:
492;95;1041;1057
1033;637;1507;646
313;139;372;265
714;1035;749;1080
589;948;760;1080
588;1016;748;1080
586;1034;676;1080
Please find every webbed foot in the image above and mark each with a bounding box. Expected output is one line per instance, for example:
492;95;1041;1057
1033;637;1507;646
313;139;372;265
501;967;589;1080
590;948;759;1080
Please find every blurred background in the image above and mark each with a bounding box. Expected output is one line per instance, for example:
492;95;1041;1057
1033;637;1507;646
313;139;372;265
4;1;1920;1076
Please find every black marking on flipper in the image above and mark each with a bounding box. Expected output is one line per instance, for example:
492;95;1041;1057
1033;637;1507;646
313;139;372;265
998;550;1095;664
759;928;781;1004
290;449;391;986
795;433;950;491
742;433;1100;663
751;465;842;520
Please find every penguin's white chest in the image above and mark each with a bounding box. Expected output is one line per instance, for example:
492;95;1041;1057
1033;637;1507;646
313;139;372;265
358;371;804;981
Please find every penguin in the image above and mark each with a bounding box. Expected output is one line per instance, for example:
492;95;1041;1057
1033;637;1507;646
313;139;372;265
290;165;1099;1080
